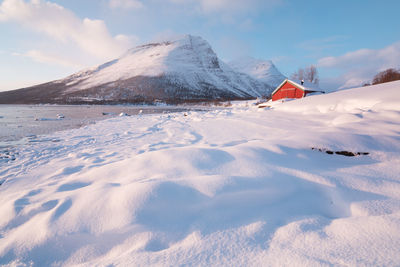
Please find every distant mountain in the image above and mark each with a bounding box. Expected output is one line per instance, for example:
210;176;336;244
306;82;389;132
0;35;274;104
228;57;286;88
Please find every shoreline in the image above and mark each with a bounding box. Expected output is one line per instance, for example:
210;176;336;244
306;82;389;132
0;104;201;145
0;105;206;166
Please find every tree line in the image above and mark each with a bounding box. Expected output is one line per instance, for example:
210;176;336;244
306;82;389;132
363;68;400;86
289;65;400;88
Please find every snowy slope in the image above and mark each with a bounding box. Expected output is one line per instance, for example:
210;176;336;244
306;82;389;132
0;35;273;104
1;81;400;266
229;56;286;88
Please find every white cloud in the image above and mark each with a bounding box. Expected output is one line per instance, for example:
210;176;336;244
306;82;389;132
169;0;281;14
318;41;400;88
109;0;143;10
298;35;347;54
15;50;85;68
0;0;137;62
166;0;281;30
201;0;253;13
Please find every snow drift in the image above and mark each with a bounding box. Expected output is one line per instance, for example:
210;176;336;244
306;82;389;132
1;81;400;266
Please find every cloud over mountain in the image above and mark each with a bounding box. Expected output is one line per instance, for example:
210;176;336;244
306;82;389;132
318;41;400;88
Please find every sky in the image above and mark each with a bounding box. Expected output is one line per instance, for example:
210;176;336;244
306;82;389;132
0;0;400;92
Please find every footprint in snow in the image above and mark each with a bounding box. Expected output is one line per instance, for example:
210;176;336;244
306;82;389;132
51;199;73;222
61;165;84;175
13;189;44;213
57;182;91;192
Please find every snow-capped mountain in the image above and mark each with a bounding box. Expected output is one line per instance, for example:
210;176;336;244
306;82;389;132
0;35;274;104
228;57;286;88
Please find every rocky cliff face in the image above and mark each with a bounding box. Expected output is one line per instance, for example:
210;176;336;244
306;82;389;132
0;35;275;104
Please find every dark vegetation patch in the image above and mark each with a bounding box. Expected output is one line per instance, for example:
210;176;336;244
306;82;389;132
363;68;400;86
312;147;369;157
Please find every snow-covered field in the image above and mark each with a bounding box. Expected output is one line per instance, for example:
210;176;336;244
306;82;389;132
1;81;400;266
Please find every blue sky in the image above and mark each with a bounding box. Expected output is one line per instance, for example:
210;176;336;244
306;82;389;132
1;0;400;91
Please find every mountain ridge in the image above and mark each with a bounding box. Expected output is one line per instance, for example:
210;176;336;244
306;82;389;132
228;56;286;88
0;35;276;104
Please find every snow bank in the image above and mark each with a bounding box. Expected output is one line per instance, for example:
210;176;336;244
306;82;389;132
1;82;400;266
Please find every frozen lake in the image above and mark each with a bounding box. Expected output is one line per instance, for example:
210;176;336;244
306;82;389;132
0;105;197;148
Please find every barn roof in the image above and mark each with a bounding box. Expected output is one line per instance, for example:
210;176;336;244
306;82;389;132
272;79;323;96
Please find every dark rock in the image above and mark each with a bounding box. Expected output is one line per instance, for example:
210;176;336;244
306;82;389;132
335;151;356;157
312;147;369;157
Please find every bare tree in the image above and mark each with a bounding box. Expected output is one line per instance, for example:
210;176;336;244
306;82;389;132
372;68;400;85
305;65;319;85
291;68;305;81
291;65;319;85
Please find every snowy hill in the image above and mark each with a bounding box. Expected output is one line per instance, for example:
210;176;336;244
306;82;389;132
0;35;273;104
229;56;286;88
1;81;400;265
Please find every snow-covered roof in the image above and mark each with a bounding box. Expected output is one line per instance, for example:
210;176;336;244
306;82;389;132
272;79;323;96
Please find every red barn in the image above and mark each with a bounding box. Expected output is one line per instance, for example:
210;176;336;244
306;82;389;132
271;79;323;101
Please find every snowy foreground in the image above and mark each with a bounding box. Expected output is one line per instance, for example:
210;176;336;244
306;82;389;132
1;81;400;266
